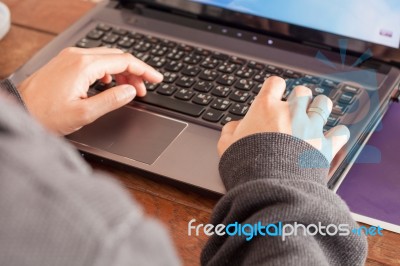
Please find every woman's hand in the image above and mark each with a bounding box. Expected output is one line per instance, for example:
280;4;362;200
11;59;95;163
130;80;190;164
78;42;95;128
218;76;350;162
18;47;163;135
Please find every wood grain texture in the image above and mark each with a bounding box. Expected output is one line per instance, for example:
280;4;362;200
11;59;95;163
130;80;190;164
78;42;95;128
0;26;54;79
0;0;399;265
2;0;96;34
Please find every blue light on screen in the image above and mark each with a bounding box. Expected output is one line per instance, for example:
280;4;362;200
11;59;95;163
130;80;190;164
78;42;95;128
192;0;400;48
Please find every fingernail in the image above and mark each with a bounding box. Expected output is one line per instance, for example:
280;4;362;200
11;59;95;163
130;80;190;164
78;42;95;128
119;86;136;101
155;71;164;81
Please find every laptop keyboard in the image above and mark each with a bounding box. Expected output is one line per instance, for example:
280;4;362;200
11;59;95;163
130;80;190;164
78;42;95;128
76;23;361;131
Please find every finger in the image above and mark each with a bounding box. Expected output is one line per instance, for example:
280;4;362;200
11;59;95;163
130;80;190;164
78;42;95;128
218;120;240;157
221;120;240;136
257;76;286;101
324;125;350;159
287;85;313;116
83;53;163;85
64;47;125;55
127;75;147;97
307;95;333;129
79;84;137;124
100;74;113;84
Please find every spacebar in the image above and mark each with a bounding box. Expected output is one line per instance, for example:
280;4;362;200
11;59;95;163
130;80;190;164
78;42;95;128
135;93;205;117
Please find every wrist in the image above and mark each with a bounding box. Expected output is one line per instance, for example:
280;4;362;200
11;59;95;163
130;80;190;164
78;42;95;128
219;132;330;191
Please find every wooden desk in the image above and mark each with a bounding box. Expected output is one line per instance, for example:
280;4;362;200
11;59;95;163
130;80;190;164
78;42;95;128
0;1;399;265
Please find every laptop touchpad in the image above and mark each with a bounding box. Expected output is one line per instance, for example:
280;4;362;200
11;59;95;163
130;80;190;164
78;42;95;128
67;107;187;165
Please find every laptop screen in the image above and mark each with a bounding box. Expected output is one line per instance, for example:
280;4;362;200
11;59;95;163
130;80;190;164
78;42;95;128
192;0;400;49
121;0;400;64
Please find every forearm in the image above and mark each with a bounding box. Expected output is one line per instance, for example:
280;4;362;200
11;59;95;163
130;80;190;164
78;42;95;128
202;133;367;266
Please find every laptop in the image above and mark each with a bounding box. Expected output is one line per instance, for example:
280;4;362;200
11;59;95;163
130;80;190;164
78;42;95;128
10;0;400;194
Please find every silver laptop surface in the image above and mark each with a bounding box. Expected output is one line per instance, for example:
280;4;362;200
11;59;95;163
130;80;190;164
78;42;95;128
10;0;400;194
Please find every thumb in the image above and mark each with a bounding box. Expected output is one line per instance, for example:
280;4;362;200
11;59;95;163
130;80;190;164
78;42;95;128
82;84;136;123
324;125;350;161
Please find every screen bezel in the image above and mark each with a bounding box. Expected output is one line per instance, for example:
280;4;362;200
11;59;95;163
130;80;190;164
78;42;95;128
120;0;400;65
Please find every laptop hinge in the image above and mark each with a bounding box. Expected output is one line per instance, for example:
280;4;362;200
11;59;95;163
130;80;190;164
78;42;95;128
302;41;333;51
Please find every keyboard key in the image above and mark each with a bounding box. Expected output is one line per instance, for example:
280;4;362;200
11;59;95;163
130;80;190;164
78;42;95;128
266;65;283;75
177;44;194;53
216;74;236;86
102;33;119;44
131;32;145;39
165;61;184;72
221;114;242;125
162;40;177;48
96;23;112;32
332;103;348;115
144;82;158;91
94;81;115;92
162;72;178;83
322;79;339;88
302;74;321;84
252;83;263;94
182;65;201;76
326;116;340;127
133;41;152;52
166;49;185;60
157;84;177;96
229;56;247;65
183;54;203;65
87;29;104;40
218;62;238;74
151;45;169;56
202;109;224;122
175;88;195;101
211;52;229;61
117;37;135;48
229;103;249;116
146;36;160;44
211;86;232;97
338;92;355;105
193;93;213;106
247;60;265;70
211;99;232;111
176;76;196;88
311;86;332;96
147;56;167;68
199;70;219;81
283;69;302;79
236;67;257;78
194;48;211;56
230;90;250;103
193;81;213;92
235;79;254;91
343;85;360;94
201;58;220;69
132;52;151;62
113;28;129;36
76;38;101;48
137;93;205;117
253;71;273;83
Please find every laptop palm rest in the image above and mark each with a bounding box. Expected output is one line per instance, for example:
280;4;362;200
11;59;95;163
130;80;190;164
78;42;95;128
67;107;187;165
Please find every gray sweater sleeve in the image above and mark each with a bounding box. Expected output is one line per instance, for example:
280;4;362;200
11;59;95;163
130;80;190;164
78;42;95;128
0;78;26;109
0;87;180;265
201;134;368;265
